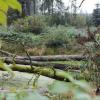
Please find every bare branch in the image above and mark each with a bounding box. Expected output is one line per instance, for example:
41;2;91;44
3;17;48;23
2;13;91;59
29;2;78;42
79;0;85;8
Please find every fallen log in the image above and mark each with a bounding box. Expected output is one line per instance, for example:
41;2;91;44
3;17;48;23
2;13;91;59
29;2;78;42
1;64;82;82
0;49;88;61
0;49;14;57
3;58;80;70
14;55;88;61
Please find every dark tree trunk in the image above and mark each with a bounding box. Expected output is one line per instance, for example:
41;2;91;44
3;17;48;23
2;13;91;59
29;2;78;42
19;0;31;16
51;0;54;15
33;0;36;14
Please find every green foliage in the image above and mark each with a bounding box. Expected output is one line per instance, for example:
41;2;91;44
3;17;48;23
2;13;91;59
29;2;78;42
0;0;21;25
0;91;49;100
0;27;36;54
12;16;46;34
0;30;33;46
0;71;100;100
74;15;87;27
0;59;14;79
48;76;100;100
45;13;66;26
41;26;79;48
43;13;90;27
48;81;72;94
0;27;45;54
68;14;87;27
76;27;100;86
0;26;86;55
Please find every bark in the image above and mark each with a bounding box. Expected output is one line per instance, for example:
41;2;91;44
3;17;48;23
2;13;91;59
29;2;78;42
0;49;87;61
0;49;14;57
15;55;87;61
1;64;81;82
3;57;80;70
33;0;36;14
51;0;54;15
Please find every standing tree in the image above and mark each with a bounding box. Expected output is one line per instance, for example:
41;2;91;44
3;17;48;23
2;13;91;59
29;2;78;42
18;0;31;16
40;0;63;15
93;3;100;26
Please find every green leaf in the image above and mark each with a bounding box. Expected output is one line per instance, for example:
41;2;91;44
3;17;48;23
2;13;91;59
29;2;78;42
6;93;17;100
0;0;21;25
74;91;91;100
23;92;49;100
48;81;72;93
6;0;22;12
0;0;8;13
73;80;91;91
0;11;7;25
0;60;14;76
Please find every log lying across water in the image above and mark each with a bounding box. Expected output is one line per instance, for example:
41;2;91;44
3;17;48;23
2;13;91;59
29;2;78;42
14;55;88;61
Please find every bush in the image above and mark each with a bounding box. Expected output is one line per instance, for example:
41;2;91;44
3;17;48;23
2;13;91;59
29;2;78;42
0;27;45;54
0;27;35;46
44;13;66;26
41;26;78;48
11;16;46;34
68;15;87;27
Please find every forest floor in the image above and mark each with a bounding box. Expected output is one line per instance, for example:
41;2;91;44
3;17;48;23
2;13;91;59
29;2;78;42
0;71;54;89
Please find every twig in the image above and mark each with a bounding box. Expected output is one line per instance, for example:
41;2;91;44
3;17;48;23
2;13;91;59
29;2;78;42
21;43;35;85
33;74;40;87
0;49;14;57
79;0;85;8
27;74;34;85
21;43;34;70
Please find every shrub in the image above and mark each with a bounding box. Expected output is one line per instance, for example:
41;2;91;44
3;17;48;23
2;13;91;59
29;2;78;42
73;15;87;27
41;26;78;48
12;16;46;34
0;27;45;54
0;28;34;46
44;13;66;26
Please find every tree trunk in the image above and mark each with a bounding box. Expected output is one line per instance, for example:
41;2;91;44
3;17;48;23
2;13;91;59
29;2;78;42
51;0;54;15
47;1;51;15
26;0;31;15
33;0;36;14
1;64;82;82
3;57;80;70
15;55;87;61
